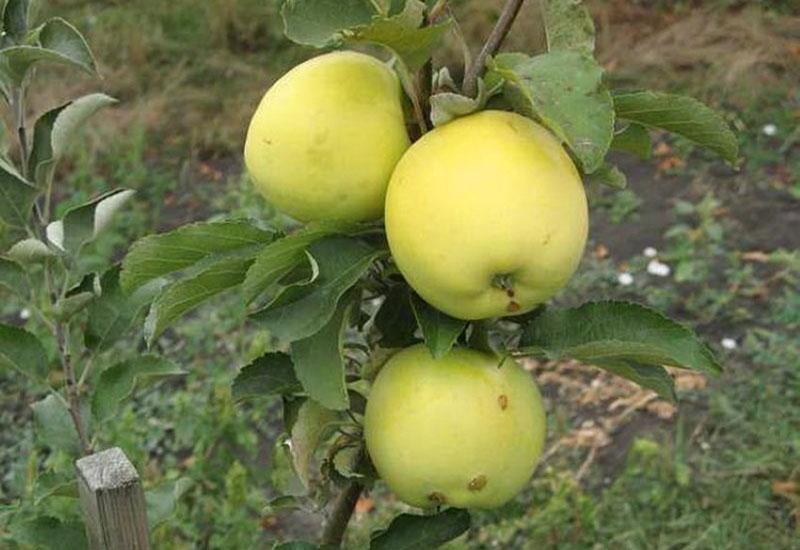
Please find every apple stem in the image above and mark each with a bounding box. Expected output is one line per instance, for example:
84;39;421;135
462;0;526;98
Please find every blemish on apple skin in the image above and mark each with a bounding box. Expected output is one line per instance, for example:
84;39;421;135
262;138;273;145
542;233;552;245
468;475;487;492
498;394;508;410
507;301;521;312
506;289;515;298
428;491;447;504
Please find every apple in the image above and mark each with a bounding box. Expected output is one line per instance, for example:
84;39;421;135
364;345;547;509
385;110;588;320
244;51;409;222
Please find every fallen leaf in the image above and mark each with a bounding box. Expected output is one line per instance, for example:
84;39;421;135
593;244;609;259
741;250;771;263
355;495;374;514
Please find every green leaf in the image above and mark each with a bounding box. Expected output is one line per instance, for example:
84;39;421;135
344;1;450;71
0;322;48;384
121;220;274;293
282;0;375;47
7;237;56;263
32;394;81;456
589;163;627;189
3;0;30;41
253;236;386;343
29;93;117;188
544;0;595;55
430;77;503;127
287;398;338;488
282;0;446;71
410;294;466;359
8;515;87;550
520;301;722;376
146;477;193;528
611;123;652;159
85;266;161;351
291;295;353;411
144;255;253;345
92;355;185;421
0;161;37;228
0;255;27;295
0;17;97;86
489;51;614;174
46;188;135;254
613;90;738;164
594;359;676;402
370;508;471;549
374;285;419;348
53;291;95;321
242;221;354;305
232;352;301;402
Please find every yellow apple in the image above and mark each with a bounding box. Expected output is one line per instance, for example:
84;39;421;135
364;345;547;509
385;110;588;320
244;51;410;222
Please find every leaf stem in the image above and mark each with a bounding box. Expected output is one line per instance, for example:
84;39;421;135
462;0;525;97
56;321;92;455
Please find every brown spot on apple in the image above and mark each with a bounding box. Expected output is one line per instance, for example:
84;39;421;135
507;301;521;312
498;394;508;410
468;475;487;491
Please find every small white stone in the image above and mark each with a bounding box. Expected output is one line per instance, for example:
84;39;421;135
647;259;671;277
19;308;30;320
721;338;737;350
643;246;658;258
762;123;777;136
617;272;634;286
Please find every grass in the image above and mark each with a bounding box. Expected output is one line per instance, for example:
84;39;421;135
1;0;799;548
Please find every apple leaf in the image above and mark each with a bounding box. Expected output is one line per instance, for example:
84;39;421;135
370;508;471;550
0;255;27;296
121;220;274;293
589;163;627;189
0;17;97;86
543;0;595;56
46;188;135;254
374;285;418;348
291;295;354;411
85;266;163;351
29;93;117;188
252;236;387;343
285;397;338;489
32;394;82;456
3;0;30;41
593;359;677;402
429;77;503;127
232;353;301;402
343;1;451;71
410;294;466;359
0;161;38;229
613;90;738;164
146;477;193;529
611;123;652;159
281;0;375;47
242;220;355;305
282;0;448;71
7;237;56;263
7;516;87;550
144;255;254;345
0;323;48;385
489;51;614;174
520;301;722;377
92;355;185;422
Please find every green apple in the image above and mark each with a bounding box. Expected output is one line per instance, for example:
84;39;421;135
244;51;409;222
385;110;588;320
364;345;546;509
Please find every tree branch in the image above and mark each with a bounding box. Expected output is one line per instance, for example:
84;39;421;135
320;478;364;547
462;0;525;97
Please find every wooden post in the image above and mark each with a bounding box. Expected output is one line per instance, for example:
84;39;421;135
76;447;150;550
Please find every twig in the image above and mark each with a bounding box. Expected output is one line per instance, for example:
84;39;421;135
462;0;525;97
428;0;449;23
320;478;364;547
56;322;92;455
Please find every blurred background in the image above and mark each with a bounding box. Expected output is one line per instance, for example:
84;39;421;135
1;0;798;547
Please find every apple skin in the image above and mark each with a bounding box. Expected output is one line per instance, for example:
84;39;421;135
364;345;547;509
385;110;588;320
244;51;409;222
